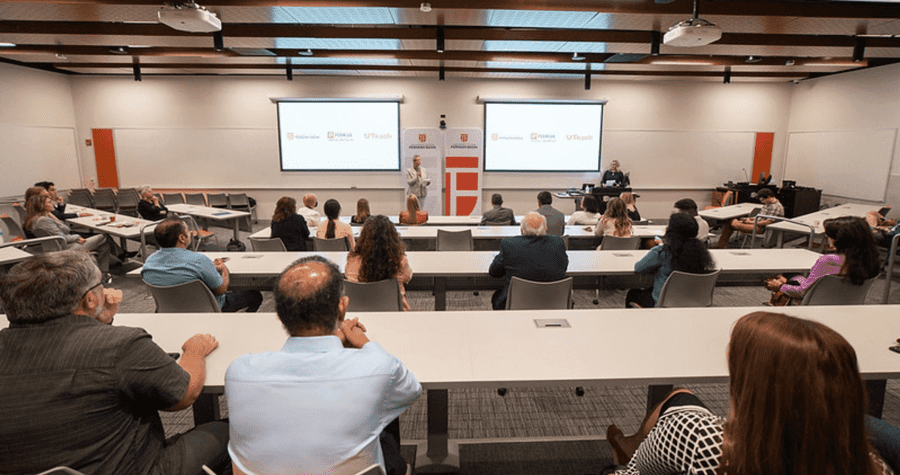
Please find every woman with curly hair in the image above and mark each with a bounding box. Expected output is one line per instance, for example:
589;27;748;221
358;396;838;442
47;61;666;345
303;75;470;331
344;215;413;311
271;196;310;251
594;197;633;237
625;212;716;308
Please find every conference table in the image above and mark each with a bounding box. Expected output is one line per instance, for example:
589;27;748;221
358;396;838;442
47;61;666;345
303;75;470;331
84;305;900;469
65;204;156;248
166;203;250;241
767;203;880;247
127;248;820;310
0;246;31;269
698;202;760;221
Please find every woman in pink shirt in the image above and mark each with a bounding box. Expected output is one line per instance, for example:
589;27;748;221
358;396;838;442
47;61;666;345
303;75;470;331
767;216;879;300
345;215;413;311
316;199;355;250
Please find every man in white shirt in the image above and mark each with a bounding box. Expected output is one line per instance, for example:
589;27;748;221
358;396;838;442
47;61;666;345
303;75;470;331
297;193;322;229
226;256;422;475
674;198;710;240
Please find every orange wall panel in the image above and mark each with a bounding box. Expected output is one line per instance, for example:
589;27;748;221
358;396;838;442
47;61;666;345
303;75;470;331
751;132;774;181
92;128;119;188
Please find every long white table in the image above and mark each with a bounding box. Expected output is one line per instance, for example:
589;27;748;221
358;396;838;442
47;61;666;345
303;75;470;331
767;203;880;247
127;249;821;310
94;306;900;468
0;246;31;267
698;202;760;221
166;203;250;241
65;205;155;246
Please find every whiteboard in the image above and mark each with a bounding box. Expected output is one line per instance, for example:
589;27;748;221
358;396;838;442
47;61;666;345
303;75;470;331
785;129;896;202
0;125;81;197
114;128;405;189
603;130;757;188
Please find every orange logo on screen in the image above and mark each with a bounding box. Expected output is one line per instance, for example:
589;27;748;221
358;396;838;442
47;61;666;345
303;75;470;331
491;133;498;141
327;132;334;139
418;134;427;143
460;134;468;143
286;132;294;141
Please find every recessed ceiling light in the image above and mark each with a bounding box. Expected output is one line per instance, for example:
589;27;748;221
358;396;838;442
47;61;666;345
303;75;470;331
420;3;432;12
745;55;761;63
0;42;16;47
298;49;313;56
110;46;128;55
572;52;585;61
785;59;795;66
55;53;67;60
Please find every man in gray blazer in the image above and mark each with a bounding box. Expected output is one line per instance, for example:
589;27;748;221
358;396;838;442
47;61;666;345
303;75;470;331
406;155;431;208
535;190;565;236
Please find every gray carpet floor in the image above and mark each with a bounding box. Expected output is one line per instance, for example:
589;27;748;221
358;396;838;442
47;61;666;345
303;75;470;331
106;219;900;474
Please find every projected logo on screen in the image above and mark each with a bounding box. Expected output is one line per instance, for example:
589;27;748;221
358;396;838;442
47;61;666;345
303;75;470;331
530;133;556;142
286;133;320;141
567;134;594;141
365;133;392;139
491;135;523;141
327;132;353;141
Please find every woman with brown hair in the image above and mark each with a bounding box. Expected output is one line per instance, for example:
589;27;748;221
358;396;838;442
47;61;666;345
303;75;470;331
619;192;641;222
345;215;413;311
23;195;115;271
316;198;355;250
270;196;309;251
594;197;633;237
399;194;428;225
351;198;371;225
606;311;894;475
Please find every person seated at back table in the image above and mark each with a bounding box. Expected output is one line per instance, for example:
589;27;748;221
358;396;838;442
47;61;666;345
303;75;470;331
345;215;413;311
399;194;428;225
489;212;569;310
535;190;565;236
298;193;322;229
317;198;355;250
673;198;709;239
271;196;309;251
625;212;716;308
35;181;79;220
568;194;601;226
0;249;229;475
351;198;371;225
766;216;880;302
142;218;263;312
137;185;169;221
620;192;641;222
594;197;633;238
717;188;783;248
481;193;516;226
23;195;120;271
606;311;897;475
226;255;422;475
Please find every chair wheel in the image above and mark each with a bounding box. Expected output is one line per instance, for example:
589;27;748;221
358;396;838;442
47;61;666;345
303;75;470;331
474;291;479;296
575;387;585;397
593;299;599;305
497;388;507;397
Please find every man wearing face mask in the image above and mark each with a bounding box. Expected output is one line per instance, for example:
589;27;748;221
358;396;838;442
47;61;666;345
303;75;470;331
0;249;229;475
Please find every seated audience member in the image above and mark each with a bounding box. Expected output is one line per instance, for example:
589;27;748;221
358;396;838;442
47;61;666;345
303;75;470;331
481;193;516;226
535;190;565;235
607;311;897;475
226;255;422;475
298;193;322;229
137;186;169;221
34;181;80;220
867;208;899;247
351;198;371;225
271;196;309;251
569;195;602;225
24;185;48;204
345;215;413;311
0;250;228;475
626;213;716;308
766;216;879;301
142;218;263;312
489;213;569;310
399;194;428;225
595;197;634;238
23;195;117;271
317;199;355;250
717;188;783;248
620;192;641;222
673;198;710;240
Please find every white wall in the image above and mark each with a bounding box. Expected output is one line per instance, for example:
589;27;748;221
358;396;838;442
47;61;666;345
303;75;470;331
63;74;793;218
787;62;900;206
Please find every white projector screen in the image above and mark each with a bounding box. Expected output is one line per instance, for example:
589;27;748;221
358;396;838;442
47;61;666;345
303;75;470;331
277;101;400;171
483;101;604;172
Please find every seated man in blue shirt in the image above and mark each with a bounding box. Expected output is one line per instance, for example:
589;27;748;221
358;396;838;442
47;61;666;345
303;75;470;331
226;255;422;475
142;218;262;312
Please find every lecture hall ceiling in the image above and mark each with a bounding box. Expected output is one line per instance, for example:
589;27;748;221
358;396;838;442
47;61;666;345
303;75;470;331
1;0;900;83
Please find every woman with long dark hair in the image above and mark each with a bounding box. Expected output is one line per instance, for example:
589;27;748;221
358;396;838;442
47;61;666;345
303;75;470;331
350;198;371;225
568;195;601;225
595;197;633;237
270;196;309;251
766;216;880;300
316;198;355;250
607;311;894;475
625;212;716;308
344;215;413;311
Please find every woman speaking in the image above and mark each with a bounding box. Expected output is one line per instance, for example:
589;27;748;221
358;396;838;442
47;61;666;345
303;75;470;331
601;160;628;187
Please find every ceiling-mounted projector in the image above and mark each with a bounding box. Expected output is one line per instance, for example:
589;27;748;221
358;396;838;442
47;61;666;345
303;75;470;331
664;17;721;47
158;2;221;33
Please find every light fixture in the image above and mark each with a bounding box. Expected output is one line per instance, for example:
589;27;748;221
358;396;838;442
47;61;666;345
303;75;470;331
651;59;715;65
853;36;866;62
650;31;661;56
420;2;432;12
213;31;224;52
132;63;142;82
785;59;795;66
436;26;445;53
572;52;585;61
745;55;761;63
723;66;731;84
298;49;313;56
109;46;128;55
55;53;67;60
0;42;16;47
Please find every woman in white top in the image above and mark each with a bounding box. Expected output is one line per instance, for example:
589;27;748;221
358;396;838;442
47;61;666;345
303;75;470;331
568;195;601;225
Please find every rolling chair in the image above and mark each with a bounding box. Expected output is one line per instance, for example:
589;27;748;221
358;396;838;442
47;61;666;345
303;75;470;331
800;274;876;305
313;236;350;251
249;237;287;252
145;280;221;313
654;269;721;308
343;279;403;312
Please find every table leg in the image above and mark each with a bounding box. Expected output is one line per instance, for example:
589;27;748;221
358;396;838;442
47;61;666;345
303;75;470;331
232;219;240;241
192;392;220;425
415;389;459;472
776;230;784;248
434;277;447;311
646;384;674;414
867;379;887;418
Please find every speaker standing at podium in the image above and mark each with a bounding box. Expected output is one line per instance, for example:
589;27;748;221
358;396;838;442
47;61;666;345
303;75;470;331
600;160;629;187
406;154;431;209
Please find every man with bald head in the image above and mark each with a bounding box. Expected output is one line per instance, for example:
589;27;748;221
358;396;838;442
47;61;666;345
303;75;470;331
297;193;322;229
225;255;421;475
489;212;569;310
